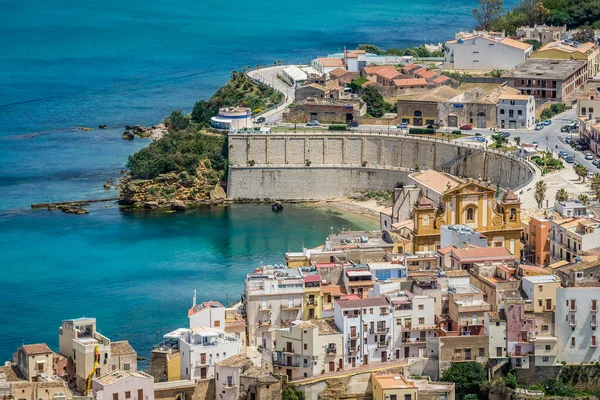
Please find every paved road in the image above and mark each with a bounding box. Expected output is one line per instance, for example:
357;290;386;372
248;66;296;124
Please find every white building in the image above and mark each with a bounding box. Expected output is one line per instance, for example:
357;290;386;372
555;287;600;363
92;371;154;400
334;297;394;369
555;200;589;218
549;217;600;263
188;298;226;330
214;355;253;400
497;92;536;129
210;107;252;132
281;66;308;87
243;266;304;347
444;36;533;71
388;291;437;361
310;57;345;74
484;312;507;359
516;25;566;45
179;327;243;380
440;224;488;249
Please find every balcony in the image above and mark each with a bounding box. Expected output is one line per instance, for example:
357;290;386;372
306;299;318;307
377;341;388;348
592;319;598;327
592;305;598;313
223;383;237;390
569;305;577;312
369;327;389;334
274;359;300;368
283;347;295;354
326;346;337;355
259;320;272;327
403;338;427;345
281;304;301;311
258;305;271;312
510;350;533;357
452;355;473;362
347;346;360;354
592;341;598;348
569;319;577;327
349;332;359;339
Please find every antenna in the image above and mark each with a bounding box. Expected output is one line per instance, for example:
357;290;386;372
193;289;197;308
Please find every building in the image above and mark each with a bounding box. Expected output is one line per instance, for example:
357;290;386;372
311;57;345;74
589;121;600;157
549;217;600;263
109;342;137;373
210;107;252;132
521;216;551;267
13;344;53;382
281;66;308;87
295;81;345;102
343;264;374;298
444;36;533;70
468;262;519;311
484;311;507;360
448;283;491;330
344;49;367;72
302;275;323;320
503;59;588;101
149;331;181;382
334;297;394;369
446;244;515;271
179;326;243;380
92;371;154;400
273;318;343;381
555;287;600;363
521;275;561;313
328;67;358;85
244;266;304;347
371;373;418;400
283;98;366;124
440;225;488;249
408;378;456;400
389;291;437;360
516;25;567;45
555;200;589;218
497;92;536;129
531;40;600;78
213;355;253;400
238;366;281;400
0;368;73;400
397;86;461;127
402;170;523;255
58;318;119;393
554;261;600;288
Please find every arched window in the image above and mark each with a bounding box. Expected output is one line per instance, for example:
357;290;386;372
414;110;423;117
510;208;517;220
466;207;474;221
422;214;430;227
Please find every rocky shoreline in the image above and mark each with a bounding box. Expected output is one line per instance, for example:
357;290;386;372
121;123;168;141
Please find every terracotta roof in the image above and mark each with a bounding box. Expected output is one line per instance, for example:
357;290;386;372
375;67;402;80
414;68;438;80
322;284;344;296
402;64;420;73
538;41;596;54
216;354;252;368
317;58;345;67
411;170;463;194
452;245;514;260
310;317;342;335
408;85;462;102
303;274;322;283
433;75;449;84
350;49;366;54
502;189;520;203
393;78;428;87
416;196;435;208
0;365;24;381
336;296;389;309
110;341;136;356
499;92;532;100
499;37;534;50
21;343;52;355
328;67;350;78
444;270;470;277
363;66;387;74
241;366;280;383
362;80;376;87
437;245;455;255
345;52;358;58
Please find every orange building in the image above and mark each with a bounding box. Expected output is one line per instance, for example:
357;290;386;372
521;216;550;267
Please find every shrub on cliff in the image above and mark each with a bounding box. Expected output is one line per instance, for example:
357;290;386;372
126;130;227;180
166;110;189;132
361;85;385;118
441;362;485;399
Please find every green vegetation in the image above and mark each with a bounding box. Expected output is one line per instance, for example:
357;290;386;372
328;124;347;131
473;0;504;30
441;362;486;400
504;372;517;389
591;173;600;199
349;77;369;92
490;0;600;36
126;130;227;180
534;180;548;208
358;44;444;58
531;152;564;174
452;130;463;135
575;163;589;182
190;71;283;127
361;85;390;117
524;39;542;50
488;69;506;78
282;387;305;400
409;128;436;134
540;102;566;121
441;70;473;81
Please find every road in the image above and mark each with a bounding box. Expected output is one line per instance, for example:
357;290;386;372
247;65;296;124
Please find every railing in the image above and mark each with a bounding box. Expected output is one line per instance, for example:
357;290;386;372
592;319;598;327
274;359;300;368
347;346;360;354
259;320;272;327
326;347;337;355
306;299;317;306
281;304;301;311
569;319;577;327
377;341;388;348
258;305;271;312
369;327;389;334
349;332;359;339
283;347;295;354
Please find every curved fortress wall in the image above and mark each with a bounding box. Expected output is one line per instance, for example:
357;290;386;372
227;132;534;200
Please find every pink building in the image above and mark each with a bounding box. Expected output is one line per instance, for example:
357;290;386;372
92;371;154;400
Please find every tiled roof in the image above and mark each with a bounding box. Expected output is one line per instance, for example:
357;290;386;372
21;343;52;355
110;341;135;356
362;80;376;87
303;274;322;283
414;69;438;80
416;196;435;208
409;85;462;102
433;75;449;84
411;169;463;194
322;284;344;296
310;317;342;335
402;64;420;73
502;189;520;203
538;41;596;54
328;67;349;77
499;37;533;50
317;58;345;67
393;78;428;87
216;354;252;368
336;296;389;309
375;67;402;80
452;245;514;260
363;66;387;74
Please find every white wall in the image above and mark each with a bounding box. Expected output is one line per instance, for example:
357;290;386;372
214;365;240;400
189;307;225;330
497;97;535;129
93;375;154;400
445;37;530;70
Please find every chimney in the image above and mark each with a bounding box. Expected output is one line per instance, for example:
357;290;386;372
193;289;197;308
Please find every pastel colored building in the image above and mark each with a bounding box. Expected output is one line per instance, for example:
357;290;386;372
444;35;532;70
213;355;252;400
13;344;53;382
497;92;535;129
92;371;154;400
521;275;561;313
531;40;600;78
521;216;550;267
371;373;418;400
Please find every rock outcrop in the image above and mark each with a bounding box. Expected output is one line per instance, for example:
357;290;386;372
117;160;224;209
122;131;134;140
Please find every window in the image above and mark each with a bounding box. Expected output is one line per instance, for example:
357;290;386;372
123;363;130;371
369;308;373;314
593;300;598;311
545;345;551;351
517;110;523;115
95;368;101;377
500;109;505;115
113;394;118;400
572;337;576;346
304;343;307;350
543;356;549;362
593;336;597;347
538;285;543;292
404;395;412;400
590;107;595;113
466;207;474;221
509;110;514;117
582;107;587;115
390;395;397;400
214;320;220;327
112;365;116;371
479;347;485;357
418;317;425;325
418;304;424;310
125;392;131;399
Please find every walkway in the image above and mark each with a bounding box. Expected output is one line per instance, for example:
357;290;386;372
247;65;297;124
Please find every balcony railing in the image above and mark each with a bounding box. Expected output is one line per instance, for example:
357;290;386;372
326;347;337;355
306;299;318;307
569;319;577;327
259;320;272;327
369;327;389;334
570;305;577;312
349;332;359;339
281;304;301;311
283;348;295;354
347;346;360;354
274;359;300;368
258;305;271;312
592;305;598;313
377;341;388;348
592;319;598;327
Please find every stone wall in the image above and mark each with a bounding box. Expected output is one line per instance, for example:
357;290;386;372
154;379;215;400
227;132;535;201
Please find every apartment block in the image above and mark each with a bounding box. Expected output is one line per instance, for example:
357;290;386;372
302;275;323;320
371;374;417;400
521;275;561;313
13;344;53;382
521;216;550;267
92;371;153;400
334;297;394;369
497;93;536;129
273;318;343;381
549;217;600;263
213;355;253;400
484;311;507;359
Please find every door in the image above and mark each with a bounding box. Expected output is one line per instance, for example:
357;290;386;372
404;346;409;358
351;357;356;368
448;116;458;127
381;351;387;362
338;359;343;370
496;347;502;357
413;117;423;126
515;345;521;356
200;367;207;380
396;349;400;359
286;369;292;380
329;361;335;372
509;120;517;129
477;113;486;128
546;299;552;310
364;355;369;366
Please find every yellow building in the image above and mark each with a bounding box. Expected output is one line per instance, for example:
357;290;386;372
410;171;523;255
521;275;561;313
303;275;323;320
531;40;600;78
372;373;418;400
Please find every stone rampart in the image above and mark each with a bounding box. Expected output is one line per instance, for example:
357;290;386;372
227;131;535;200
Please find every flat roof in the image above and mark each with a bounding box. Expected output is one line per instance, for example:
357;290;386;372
522;275;560;284
336;296;389;309
372;374;415;390
503;59;587;80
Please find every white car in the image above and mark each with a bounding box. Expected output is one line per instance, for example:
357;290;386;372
585;153;594;160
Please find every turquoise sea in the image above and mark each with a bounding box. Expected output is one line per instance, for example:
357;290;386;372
0;0;515;361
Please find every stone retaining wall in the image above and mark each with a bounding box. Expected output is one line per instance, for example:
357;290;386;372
227;132;534;200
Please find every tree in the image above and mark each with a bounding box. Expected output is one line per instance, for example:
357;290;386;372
591;173;600;199
573;26;595;43
555;188;569;202
191;100;217;125
575;164;589;183
282;388;305;400
357;44;385;55
504;372;517;389
578;193;590;205
166;110;189;132
534;180;548;208
524;39;542;50
361;85;385;118
514;136;521;146
473;0;504;30
441;362;485;399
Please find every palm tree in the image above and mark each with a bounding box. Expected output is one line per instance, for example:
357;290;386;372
555;188;569;202
591;173;600;199
575;164;589;183
534;180;548;209
578;193;590;205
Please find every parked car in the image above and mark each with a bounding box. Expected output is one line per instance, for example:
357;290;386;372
593;159;600;166
256;116;266;123
306;120;319;126
501;131;511;138
566;156;574;163
535;123;544;130
585;153;594;160
397;123;408;129
347;121;359;127
544;119;552;125
558;150;568;159
533;140;539;147
426;124;439;129
460;124;472;130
